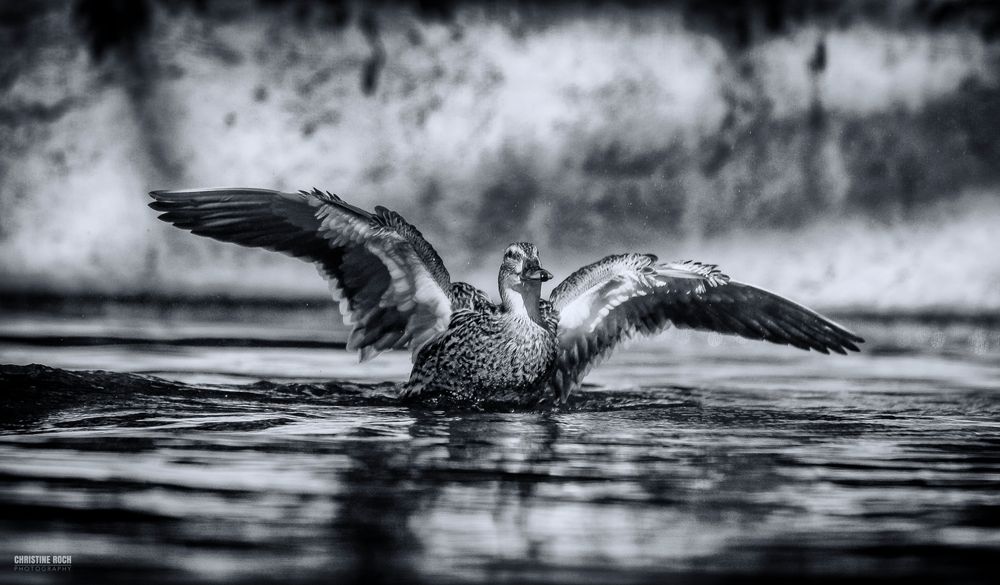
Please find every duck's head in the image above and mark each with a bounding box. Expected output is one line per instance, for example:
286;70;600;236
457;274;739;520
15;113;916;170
499;242;552;296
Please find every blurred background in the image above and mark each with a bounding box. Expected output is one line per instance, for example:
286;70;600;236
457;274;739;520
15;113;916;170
1;0;999;313
3;5;1000;583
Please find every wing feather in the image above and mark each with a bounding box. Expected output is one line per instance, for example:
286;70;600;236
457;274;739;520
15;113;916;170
149;187;454;360
549;254;864;401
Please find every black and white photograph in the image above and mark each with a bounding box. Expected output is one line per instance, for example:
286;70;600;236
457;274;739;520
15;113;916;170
2;0;999;583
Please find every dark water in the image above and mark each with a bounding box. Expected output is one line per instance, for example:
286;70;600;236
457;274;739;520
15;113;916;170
1;307;999;584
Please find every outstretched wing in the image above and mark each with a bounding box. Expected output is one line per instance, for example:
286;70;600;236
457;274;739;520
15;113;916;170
548;253;864;402
149;187;453;360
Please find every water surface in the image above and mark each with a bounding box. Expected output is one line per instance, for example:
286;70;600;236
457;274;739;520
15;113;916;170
1;306;999;583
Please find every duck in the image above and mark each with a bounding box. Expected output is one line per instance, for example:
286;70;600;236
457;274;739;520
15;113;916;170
149;187;863;408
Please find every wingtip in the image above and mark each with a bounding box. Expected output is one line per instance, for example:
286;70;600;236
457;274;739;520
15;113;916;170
149;189;191;198
841;330;865;349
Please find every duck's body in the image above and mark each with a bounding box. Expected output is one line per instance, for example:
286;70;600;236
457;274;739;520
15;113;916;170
150;188;864;408
403;242;561;407
402;303;558;407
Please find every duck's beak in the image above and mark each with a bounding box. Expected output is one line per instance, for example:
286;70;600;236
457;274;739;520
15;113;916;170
522;266;552;282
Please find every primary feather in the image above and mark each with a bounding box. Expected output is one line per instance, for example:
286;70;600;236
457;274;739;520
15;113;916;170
150;188;460;360
548;253;863;402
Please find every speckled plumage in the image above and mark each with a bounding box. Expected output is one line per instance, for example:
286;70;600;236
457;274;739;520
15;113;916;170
447;282;494;312
399;243;560;408
150;188;864;410
400;304;558;408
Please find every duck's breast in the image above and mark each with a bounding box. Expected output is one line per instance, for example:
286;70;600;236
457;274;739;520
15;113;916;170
404;310;557;403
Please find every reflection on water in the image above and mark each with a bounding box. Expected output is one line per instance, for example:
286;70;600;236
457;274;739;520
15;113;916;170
1;311;999;583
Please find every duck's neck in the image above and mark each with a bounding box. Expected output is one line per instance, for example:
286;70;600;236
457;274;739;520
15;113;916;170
500;281;544;325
